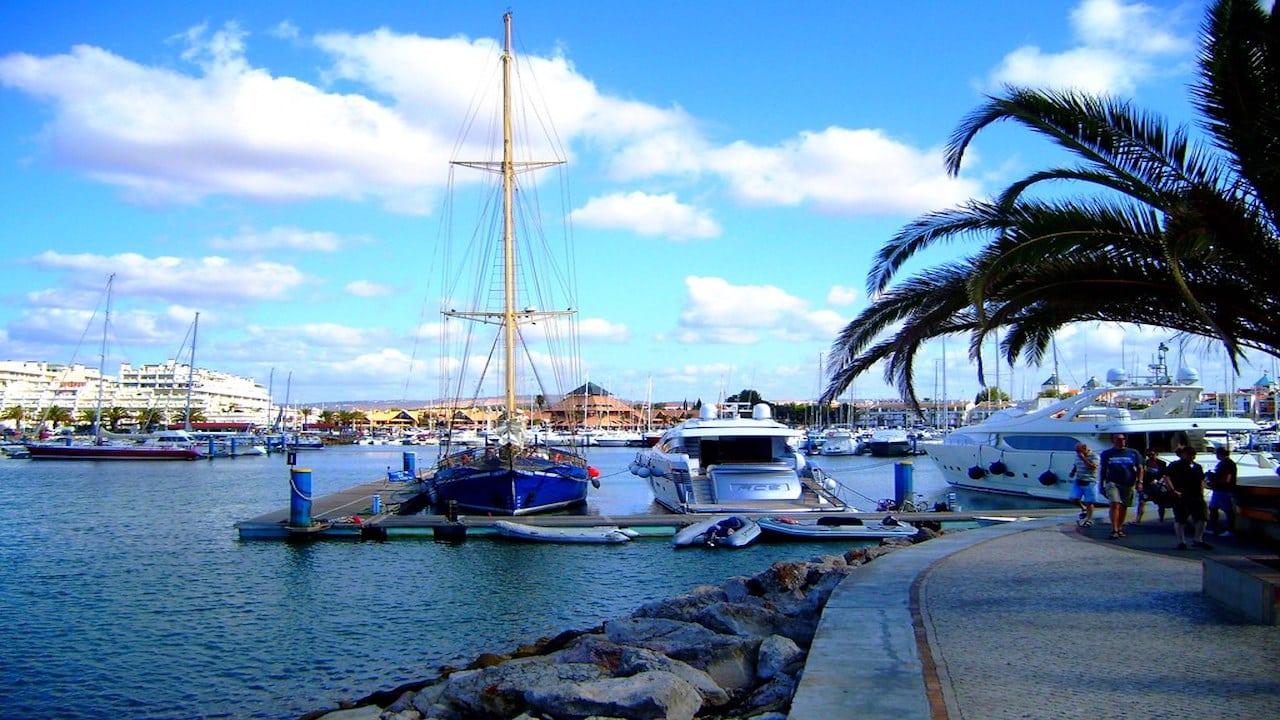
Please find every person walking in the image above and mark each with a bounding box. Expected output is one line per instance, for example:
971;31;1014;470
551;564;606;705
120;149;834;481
1136;448;1170;523
1164;445;1212;550
1099;433;1144;539
1207;446;1238;538
1068;442;1100;527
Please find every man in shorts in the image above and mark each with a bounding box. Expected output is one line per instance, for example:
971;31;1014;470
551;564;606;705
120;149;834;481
1068;442;1100;527
1165;445;1212;550
1099;433;1144;539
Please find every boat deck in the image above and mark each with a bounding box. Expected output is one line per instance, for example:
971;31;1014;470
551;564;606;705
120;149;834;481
234;477;1074;541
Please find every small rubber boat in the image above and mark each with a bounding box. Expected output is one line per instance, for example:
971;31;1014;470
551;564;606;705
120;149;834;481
492;520;637;544
671;515;761;548
757;514;919;541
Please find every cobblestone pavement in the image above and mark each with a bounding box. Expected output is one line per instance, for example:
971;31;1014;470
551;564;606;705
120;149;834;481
918;521;1280;720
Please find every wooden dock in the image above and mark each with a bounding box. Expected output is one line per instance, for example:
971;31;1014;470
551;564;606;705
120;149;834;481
234;478;1076;541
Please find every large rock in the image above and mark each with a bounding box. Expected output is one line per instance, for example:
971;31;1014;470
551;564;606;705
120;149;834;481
603;616;758;690
560;635;730;706
525;671;703;720
437;656;602;717
756;634;803;681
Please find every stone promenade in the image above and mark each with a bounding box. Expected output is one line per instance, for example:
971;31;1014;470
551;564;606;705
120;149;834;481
791;516;1280;719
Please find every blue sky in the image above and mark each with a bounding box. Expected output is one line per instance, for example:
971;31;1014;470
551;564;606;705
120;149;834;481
2;0;1271;408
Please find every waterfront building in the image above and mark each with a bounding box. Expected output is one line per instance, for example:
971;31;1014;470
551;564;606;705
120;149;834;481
0;359;271;431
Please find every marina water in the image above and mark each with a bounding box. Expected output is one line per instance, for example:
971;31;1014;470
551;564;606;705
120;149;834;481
0;445;1015;719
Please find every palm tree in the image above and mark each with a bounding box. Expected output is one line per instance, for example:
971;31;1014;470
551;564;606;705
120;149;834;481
135;408;166;432
175;408;207;426
2;405;28;433
101;406;131;431
825;0;1279;408
42;405;72;430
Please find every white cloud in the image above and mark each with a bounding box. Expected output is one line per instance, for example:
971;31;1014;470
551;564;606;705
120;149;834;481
704;127;980;216
827;285;859;306
208;226;347;252
571;192;720;241
345;280;394;298
986;0;1190;95
0;26;446;207
31;250;307;303
673;276;841;345
579;317;629;343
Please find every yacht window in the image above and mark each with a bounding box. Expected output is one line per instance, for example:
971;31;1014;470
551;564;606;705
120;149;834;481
701;436;772;464
1002;435;1078;451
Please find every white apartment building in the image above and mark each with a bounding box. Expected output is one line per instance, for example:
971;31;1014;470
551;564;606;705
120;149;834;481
0;359;272;429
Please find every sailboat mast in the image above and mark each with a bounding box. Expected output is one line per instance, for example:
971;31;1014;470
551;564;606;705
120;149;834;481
94;274;114;441
185;312;199;431
501;11;518;417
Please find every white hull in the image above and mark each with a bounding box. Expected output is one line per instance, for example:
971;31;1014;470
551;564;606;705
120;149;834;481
493;521;636;544
757;516;918;540
924;380;1280;503
671;515;761;548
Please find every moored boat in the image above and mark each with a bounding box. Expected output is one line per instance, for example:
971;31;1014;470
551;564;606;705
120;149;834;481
757;515;919;541
925;347;1280;503
867;428;913;457
424;13;596;516
671;515;761;548
493;520;637;544
631;402;847;514
28;429;203;461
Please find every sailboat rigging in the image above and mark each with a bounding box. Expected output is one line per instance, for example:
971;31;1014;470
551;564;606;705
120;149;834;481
426;13;597;515
27;275;202;461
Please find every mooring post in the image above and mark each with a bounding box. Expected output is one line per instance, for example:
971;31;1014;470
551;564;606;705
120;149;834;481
403;451;417;477
289;467;313;527
894;460;913;509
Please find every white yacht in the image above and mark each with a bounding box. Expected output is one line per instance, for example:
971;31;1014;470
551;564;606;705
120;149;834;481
818;426;858;456
926;373;1280;503
868;428;914;457
629;402;847;514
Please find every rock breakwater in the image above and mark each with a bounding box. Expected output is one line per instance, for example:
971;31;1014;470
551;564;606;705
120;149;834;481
307;527;941;720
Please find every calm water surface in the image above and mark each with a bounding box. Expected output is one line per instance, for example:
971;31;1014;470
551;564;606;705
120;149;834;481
0;445;1019;719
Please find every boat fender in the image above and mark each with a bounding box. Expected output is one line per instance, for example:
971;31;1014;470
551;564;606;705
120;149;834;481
882;514;900;526
823;477;837;492
628;462;640;475
636;466;652;478
988;460;1008;475
1038;470;1059;486
967;465;987;479
590;477;601;489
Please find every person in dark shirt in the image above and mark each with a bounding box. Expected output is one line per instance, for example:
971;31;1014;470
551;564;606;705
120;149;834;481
1207;446;1238;537
1136;448;1170;523
1164;445;1212;550
1099;433;1144;539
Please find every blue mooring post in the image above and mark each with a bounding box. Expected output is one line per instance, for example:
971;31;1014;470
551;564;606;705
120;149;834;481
289;467;313;527
207;437;215;459
894;461;914;509
403;451;417;476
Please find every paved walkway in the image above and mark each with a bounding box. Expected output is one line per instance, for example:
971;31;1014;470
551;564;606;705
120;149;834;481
790;516;1280;719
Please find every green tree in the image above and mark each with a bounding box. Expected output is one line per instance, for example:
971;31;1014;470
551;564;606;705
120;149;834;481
101;406;131;431
975;387;1010;404
824;0;1280;409
174;407;207;426
1;405;27;432
42;405;72;429
726;389;765;406
135;408;166;432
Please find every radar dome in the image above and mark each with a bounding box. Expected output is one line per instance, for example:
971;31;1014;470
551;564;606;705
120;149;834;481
1176;366;1200;384
1105;368;1129;385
